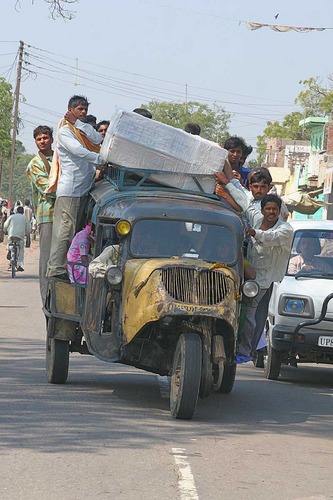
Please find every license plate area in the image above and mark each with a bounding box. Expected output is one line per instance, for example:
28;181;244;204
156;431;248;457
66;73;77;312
318;336;333;348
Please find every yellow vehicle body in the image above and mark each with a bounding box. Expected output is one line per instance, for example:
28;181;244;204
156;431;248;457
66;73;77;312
122;258;241;344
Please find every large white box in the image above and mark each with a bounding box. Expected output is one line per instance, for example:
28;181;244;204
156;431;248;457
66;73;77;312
100;109;227;193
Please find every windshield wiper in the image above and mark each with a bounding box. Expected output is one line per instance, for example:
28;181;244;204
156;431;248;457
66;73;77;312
295;271;333;279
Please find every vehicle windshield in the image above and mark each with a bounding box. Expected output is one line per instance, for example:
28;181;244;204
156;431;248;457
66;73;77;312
130;219;237;263
287;229;333;277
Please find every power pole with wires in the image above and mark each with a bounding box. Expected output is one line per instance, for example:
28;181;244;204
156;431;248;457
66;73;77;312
8;39;24;205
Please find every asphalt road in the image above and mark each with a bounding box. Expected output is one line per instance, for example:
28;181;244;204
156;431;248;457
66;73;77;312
0;243;333;500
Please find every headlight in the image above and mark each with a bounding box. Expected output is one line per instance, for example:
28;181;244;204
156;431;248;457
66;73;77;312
242;280;259;298
105;266;123;286
278;294;314;318
116;219;131;236
284;298;305;314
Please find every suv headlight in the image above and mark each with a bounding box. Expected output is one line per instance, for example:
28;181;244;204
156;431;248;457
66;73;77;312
242;280;259;298
285;298;305;314
278;294;314;318
105;266;123;286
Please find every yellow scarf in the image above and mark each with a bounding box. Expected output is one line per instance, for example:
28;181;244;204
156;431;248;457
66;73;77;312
67;122;101;153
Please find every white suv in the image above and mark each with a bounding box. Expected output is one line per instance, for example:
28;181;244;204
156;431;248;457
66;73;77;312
265;220;333;379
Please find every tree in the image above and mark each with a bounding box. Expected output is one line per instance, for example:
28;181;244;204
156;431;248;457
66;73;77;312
140;100;230;145
295;76;333;116
247;159;259;169
257;111;311;164
257;76;333;164
0;78;14;161
16;0;79;20
1;141;33;201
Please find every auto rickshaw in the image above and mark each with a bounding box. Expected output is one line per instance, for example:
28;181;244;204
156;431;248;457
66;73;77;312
45;166;258;419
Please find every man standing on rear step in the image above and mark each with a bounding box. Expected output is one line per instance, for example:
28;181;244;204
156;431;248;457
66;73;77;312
26;125;55;304
215;163;293;363
46;95;104;280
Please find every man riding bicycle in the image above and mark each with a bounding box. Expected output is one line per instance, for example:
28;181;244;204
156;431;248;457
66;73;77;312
3;206;30;272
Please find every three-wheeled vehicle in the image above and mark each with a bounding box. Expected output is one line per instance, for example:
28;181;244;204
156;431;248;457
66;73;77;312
45;166;258;419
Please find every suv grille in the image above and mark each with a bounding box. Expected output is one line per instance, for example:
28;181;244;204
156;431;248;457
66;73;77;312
161;267;230;305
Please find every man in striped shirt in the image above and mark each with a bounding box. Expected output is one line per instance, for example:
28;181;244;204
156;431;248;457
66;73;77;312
26;125;55;304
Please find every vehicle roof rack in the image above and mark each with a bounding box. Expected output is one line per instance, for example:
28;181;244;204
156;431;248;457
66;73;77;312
104;164;218;200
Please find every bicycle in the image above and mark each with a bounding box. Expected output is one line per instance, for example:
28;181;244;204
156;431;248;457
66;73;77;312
8;236;21;278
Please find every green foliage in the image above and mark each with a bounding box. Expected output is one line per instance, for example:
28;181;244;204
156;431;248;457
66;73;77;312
257;111;311;163
141;100;230;144
295;76;333;116
1;142;33;202
0;77;14;159
257;76;333;163
247;159;259;170
0;78;32;201
256;135;267;166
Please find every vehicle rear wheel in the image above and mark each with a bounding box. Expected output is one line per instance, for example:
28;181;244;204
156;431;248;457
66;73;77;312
199;332;212;399
253;352;265;368
264;338;281;380
11;247;17;279
170;333;202;420
215;358;237;393
46;320;69;384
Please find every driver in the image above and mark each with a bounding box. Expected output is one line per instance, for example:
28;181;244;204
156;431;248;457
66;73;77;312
288;232;332;274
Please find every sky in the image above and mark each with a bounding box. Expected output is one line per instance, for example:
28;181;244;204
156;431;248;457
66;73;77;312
1;0;333;156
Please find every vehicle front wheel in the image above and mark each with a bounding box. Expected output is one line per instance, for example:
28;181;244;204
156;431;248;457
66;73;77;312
170;333;202;420
46;321;69;384
264;338;281;380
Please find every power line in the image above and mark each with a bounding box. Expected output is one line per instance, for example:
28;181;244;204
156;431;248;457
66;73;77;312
25;42;294;106
23;49;292;118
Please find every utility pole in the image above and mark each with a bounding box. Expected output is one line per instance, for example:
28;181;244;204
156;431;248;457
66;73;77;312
8;40;24;205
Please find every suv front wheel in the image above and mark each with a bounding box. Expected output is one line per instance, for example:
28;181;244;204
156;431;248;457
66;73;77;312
264;336;282;380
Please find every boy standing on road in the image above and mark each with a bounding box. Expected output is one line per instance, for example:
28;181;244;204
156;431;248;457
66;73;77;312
26;125;55;304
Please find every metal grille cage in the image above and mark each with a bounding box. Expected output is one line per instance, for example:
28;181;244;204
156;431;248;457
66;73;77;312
161;267;230;305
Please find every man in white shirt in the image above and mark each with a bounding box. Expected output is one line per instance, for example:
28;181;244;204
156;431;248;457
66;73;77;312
215;165;293;362
24;199;33;247
216;167;289;224
4;206;30;271
46;95;104;279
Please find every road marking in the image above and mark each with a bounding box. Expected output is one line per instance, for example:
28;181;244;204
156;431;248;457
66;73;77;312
157;375;170;399
172;447;199;500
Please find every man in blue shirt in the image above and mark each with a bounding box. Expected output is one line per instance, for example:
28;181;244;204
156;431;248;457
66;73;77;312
223;136;252;188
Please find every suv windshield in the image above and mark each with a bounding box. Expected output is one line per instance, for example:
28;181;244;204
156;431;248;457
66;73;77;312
287;229;333;277
130;219;236;263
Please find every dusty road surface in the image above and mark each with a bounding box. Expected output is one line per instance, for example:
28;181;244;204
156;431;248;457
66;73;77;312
1;241;333;500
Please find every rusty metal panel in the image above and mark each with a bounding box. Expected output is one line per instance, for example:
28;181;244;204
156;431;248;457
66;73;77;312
122;258;241;344
54;281;77;316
